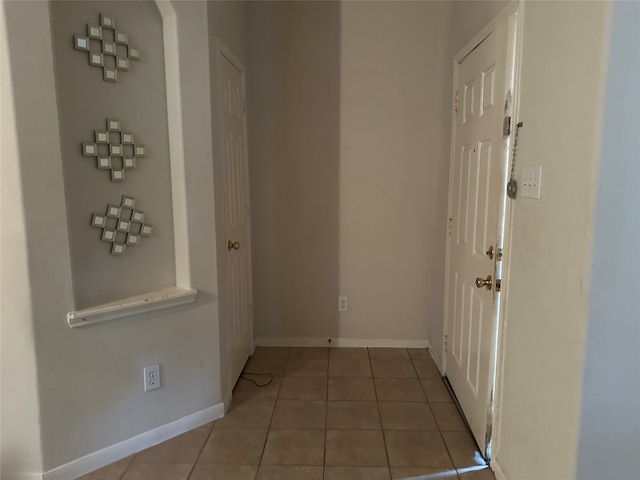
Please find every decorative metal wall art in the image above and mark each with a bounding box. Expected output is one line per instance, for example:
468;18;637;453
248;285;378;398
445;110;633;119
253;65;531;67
74;13;141;82
91;195;153;256
82;118;147;182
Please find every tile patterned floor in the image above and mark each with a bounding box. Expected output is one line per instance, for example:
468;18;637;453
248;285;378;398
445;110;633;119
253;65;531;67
79;347;496;480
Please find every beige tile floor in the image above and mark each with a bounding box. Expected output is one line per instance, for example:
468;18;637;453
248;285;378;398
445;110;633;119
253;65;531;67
79;347;496;480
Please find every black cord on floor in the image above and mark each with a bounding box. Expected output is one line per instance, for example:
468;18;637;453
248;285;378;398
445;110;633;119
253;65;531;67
239;372;273;387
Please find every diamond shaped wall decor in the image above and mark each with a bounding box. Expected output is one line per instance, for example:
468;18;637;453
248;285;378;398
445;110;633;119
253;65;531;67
82;118;147;182
91;195;153;255
74;13;141;82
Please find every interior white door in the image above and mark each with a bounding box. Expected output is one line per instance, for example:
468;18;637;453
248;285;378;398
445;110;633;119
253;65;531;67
445;19;510;456
219;47;253;385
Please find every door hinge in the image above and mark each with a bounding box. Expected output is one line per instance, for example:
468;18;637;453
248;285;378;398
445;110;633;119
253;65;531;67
453;91;459;112
245;205;250;221
496;247;503;261
242;98;247;114
249;302;254;318
444;334;449;353
447;217;453;237
495;279;502;292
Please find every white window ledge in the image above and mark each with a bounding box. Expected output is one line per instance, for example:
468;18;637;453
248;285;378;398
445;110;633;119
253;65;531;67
67;286;197;328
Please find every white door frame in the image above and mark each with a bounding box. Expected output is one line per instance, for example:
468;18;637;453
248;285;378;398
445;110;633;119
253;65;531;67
491;1;524;463
442;0;522;460
214;38;254;387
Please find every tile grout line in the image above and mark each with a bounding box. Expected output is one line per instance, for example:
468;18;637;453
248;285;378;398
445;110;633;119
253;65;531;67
323;348;329;480
368;347;394;479
185;422;217;480
416;355;460;480
410;355;462;480
115;451;136;480
120;347;468;480
127;348;467;480
187;348;277;480
253;346;290;478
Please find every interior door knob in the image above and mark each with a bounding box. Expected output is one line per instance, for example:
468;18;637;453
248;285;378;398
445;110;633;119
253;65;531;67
228;240;240;251
475;275;492;290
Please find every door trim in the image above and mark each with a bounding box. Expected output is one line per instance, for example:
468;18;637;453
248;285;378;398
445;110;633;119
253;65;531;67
442;0;521;461
214;38;254;387
491;0;524;466
455;1;519;63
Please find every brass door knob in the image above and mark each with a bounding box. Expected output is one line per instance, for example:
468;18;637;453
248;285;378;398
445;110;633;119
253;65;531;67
228;240;240;251
475;275;492;290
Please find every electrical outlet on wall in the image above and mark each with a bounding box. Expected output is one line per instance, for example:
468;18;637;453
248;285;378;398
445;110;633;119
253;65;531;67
143;364;160;392
338;296;348;312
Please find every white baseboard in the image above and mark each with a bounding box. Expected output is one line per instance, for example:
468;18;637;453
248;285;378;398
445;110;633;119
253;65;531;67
3;474;42;480
492;459;507;480
254;337;430;348
43;403;224;480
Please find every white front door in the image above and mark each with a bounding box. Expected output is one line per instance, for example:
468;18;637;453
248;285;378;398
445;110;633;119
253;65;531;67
444;17;512;456
218;46;253;385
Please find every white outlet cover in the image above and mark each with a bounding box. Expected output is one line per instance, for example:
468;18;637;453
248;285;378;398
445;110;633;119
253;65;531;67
521;165;542;199
143;364;160;392
338;296;348;312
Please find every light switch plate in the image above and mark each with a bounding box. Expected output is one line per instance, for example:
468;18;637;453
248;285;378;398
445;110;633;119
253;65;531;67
521;165;542;199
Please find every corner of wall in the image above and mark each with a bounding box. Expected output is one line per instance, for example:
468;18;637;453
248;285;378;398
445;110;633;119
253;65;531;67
576;1;640;478
0;1;44;477
495;1;612;478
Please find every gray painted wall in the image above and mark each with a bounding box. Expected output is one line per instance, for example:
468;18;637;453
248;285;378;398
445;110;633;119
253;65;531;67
50;1;176;309
450;0;510;54
247;1;452;345
0;2;45;476
337;0;451;344
576;1;640;478
496;1;610;478
2;0;224;472
5;1;635;477
247;1;341;340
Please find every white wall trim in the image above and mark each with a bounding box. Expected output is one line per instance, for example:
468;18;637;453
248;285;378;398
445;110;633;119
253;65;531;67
66;287;197;328
42;403;224;480
156;0;191;288
254;337;430;348
5;474;42;480
492;459;508;480
490;0;524;465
